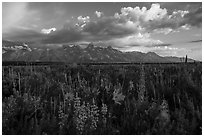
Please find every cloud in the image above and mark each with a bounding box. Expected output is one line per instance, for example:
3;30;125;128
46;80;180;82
153;28;175;35
112;3;201;34
184;7;202;27
115;4;167;22
85;3;198;38
170;10;189;18
144;3;168;21
83;16;137;38
77;16;90;23
150;43;172;47
3;2;43;34
189;40;202;43
41;28;56;34
3;3;28;33
3;24;83;44
150;46;188;57
82;4;172;38
3;3;202;47
76;15;90;28
105;33;163;48
142;9;189;32
95;11;103;18
41;28;83;44
3;27;44;42
153;46;178;50
181;24;191;30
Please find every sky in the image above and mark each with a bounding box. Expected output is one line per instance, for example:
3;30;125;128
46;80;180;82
2;2;202;60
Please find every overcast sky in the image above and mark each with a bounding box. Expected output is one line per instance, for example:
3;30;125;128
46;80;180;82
2;2;202;60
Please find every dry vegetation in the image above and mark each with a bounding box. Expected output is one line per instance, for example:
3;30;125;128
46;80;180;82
2;63;202;135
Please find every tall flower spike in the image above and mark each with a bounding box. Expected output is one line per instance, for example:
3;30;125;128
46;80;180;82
138;65;146;102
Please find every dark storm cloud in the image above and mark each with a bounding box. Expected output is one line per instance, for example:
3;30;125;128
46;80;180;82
184;7;202;27
144;18;184;32
41;28;83;44
3;27;44;42
159;2;201;13
41;15;138;44
153;43;172;47
144;43;172;48
115;44;139;49
83;17;114;35
2;26;84;44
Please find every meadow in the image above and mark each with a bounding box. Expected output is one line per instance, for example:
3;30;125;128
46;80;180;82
2;63;202;135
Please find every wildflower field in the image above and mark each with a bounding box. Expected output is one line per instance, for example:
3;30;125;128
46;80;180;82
2;63;202;135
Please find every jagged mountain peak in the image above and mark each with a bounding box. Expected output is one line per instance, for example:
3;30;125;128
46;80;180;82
107;45;113;49
72;44;81;48
3;39;32;52
2;40;197;63
86;43;95;49
146;52;158;56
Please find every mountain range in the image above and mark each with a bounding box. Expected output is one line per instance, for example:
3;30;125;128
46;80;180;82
2;40;196;63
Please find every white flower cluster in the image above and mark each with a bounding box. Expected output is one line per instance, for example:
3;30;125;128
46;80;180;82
74;93;99;134
58;103;68;129
129;80;134;90
89;99;99;130
101;103;108;126
138;66;146;102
